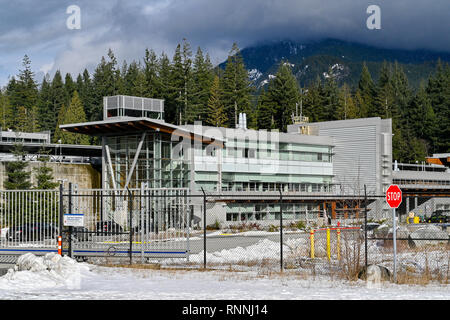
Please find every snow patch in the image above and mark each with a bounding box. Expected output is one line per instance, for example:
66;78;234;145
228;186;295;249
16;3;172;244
323;63;346;79
248;68;262;81
0;253;91;290
283;62;295;67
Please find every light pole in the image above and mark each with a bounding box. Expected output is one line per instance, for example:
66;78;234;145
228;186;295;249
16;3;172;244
58;139;62;162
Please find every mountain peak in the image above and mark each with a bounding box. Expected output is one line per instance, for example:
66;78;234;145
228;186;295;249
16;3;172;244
220;38;450;89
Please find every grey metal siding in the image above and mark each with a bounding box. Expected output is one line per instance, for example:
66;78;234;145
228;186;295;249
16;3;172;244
319;125;377;194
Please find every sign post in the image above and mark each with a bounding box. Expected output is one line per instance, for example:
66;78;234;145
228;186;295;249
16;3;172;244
386;184;402;283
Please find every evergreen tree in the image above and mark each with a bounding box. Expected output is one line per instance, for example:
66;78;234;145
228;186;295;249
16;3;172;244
76;69;95;124
0;90;13;129
426;60;450;153
4;143;31;190
181;39;194;124
373;61;394;118
123;60;140;96
390;62;417;161
64;73;76;106
336;83;357;120
34;146;59;190
206;76;228;127
354;88;369;118
53;91;90;144
143;48;161;98
220;43;252;128
91;49;121;122
406;83;438;154
358;63;376;117
159;52;175;122
188;47;214;123
37;74;54;132
303;76;325;122
257;62;300;131
15;105;36;132
256;88;276;130
170;43;186;125
322;67;340;121
133;68;148;97
6;55;39;131
50;70;66;131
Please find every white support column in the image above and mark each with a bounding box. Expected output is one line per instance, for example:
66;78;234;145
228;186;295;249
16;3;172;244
124;132;147;190
105;144;117;191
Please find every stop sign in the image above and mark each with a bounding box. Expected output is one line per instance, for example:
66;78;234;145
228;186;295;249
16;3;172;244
386;184;402;208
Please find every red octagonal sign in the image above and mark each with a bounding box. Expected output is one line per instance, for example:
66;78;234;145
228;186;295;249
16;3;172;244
386;184;402;208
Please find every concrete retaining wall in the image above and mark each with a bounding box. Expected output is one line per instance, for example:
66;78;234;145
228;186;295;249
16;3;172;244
0;161;101;190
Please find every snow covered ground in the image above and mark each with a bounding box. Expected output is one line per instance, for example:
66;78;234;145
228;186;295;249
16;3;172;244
0;252;448;300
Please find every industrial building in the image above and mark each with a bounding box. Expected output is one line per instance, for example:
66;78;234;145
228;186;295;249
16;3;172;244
58;95;405;225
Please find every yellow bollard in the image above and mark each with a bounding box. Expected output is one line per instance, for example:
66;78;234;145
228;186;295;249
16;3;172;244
310;229;315;259
337;228;341;261
326;228;331;260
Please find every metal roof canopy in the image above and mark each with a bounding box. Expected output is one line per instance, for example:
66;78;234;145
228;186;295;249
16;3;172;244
59;117;224;147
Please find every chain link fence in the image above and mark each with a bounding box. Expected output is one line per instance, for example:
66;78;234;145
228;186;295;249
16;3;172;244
1;187;448;284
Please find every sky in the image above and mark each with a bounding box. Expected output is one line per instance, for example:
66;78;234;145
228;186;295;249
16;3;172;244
0;0;449;87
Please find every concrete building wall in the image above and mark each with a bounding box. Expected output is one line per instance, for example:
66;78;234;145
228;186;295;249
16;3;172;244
0;162;101;190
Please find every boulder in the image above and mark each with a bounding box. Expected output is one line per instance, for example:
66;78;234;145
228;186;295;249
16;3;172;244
373;224;389;238
408;225;449;248
358;264;391;282
376;225;410;249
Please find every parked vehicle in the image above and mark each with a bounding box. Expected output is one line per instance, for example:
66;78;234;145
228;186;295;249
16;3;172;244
132;220;157;234
72;226;92;241
426;210;449;223
6;222;58;241
95;221;124;235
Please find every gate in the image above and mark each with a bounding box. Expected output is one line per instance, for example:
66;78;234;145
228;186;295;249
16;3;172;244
0;186;191;262
65;184;191;260
0;189;60;256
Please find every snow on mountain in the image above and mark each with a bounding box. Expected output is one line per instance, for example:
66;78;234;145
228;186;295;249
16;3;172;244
283;62;295;67
248;68;262;81
322;63;346;79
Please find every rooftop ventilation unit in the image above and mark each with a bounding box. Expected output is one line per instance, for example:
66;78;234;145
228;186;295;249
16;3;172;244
236;112;247;129
103;95;165;120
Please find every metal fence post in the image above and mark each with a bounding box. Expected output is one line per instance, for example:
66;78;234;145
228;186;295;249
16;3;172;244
127;187;133;265
68;182;73;258
393;207;397;283
279;189;283;272
364;185;368;272
201;187;206;269
59;183;64;255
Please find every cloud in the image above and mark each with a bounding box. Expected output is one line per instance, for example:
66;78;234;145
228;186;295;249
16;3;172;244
0;0;449;86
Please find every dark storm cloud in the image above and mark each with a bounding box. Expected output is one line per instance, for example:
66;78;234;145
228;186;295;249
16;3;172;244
0;0;449;86
148;0;450;52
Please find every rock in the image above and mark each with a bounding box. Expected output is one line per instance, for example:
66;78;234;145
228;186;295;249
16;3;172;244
408;225;449;248
373;224;389;238
358;264;391;282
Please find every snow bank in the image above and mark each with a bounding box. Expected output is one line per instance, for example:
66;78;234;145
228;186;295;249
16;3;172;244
0;253;91;291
